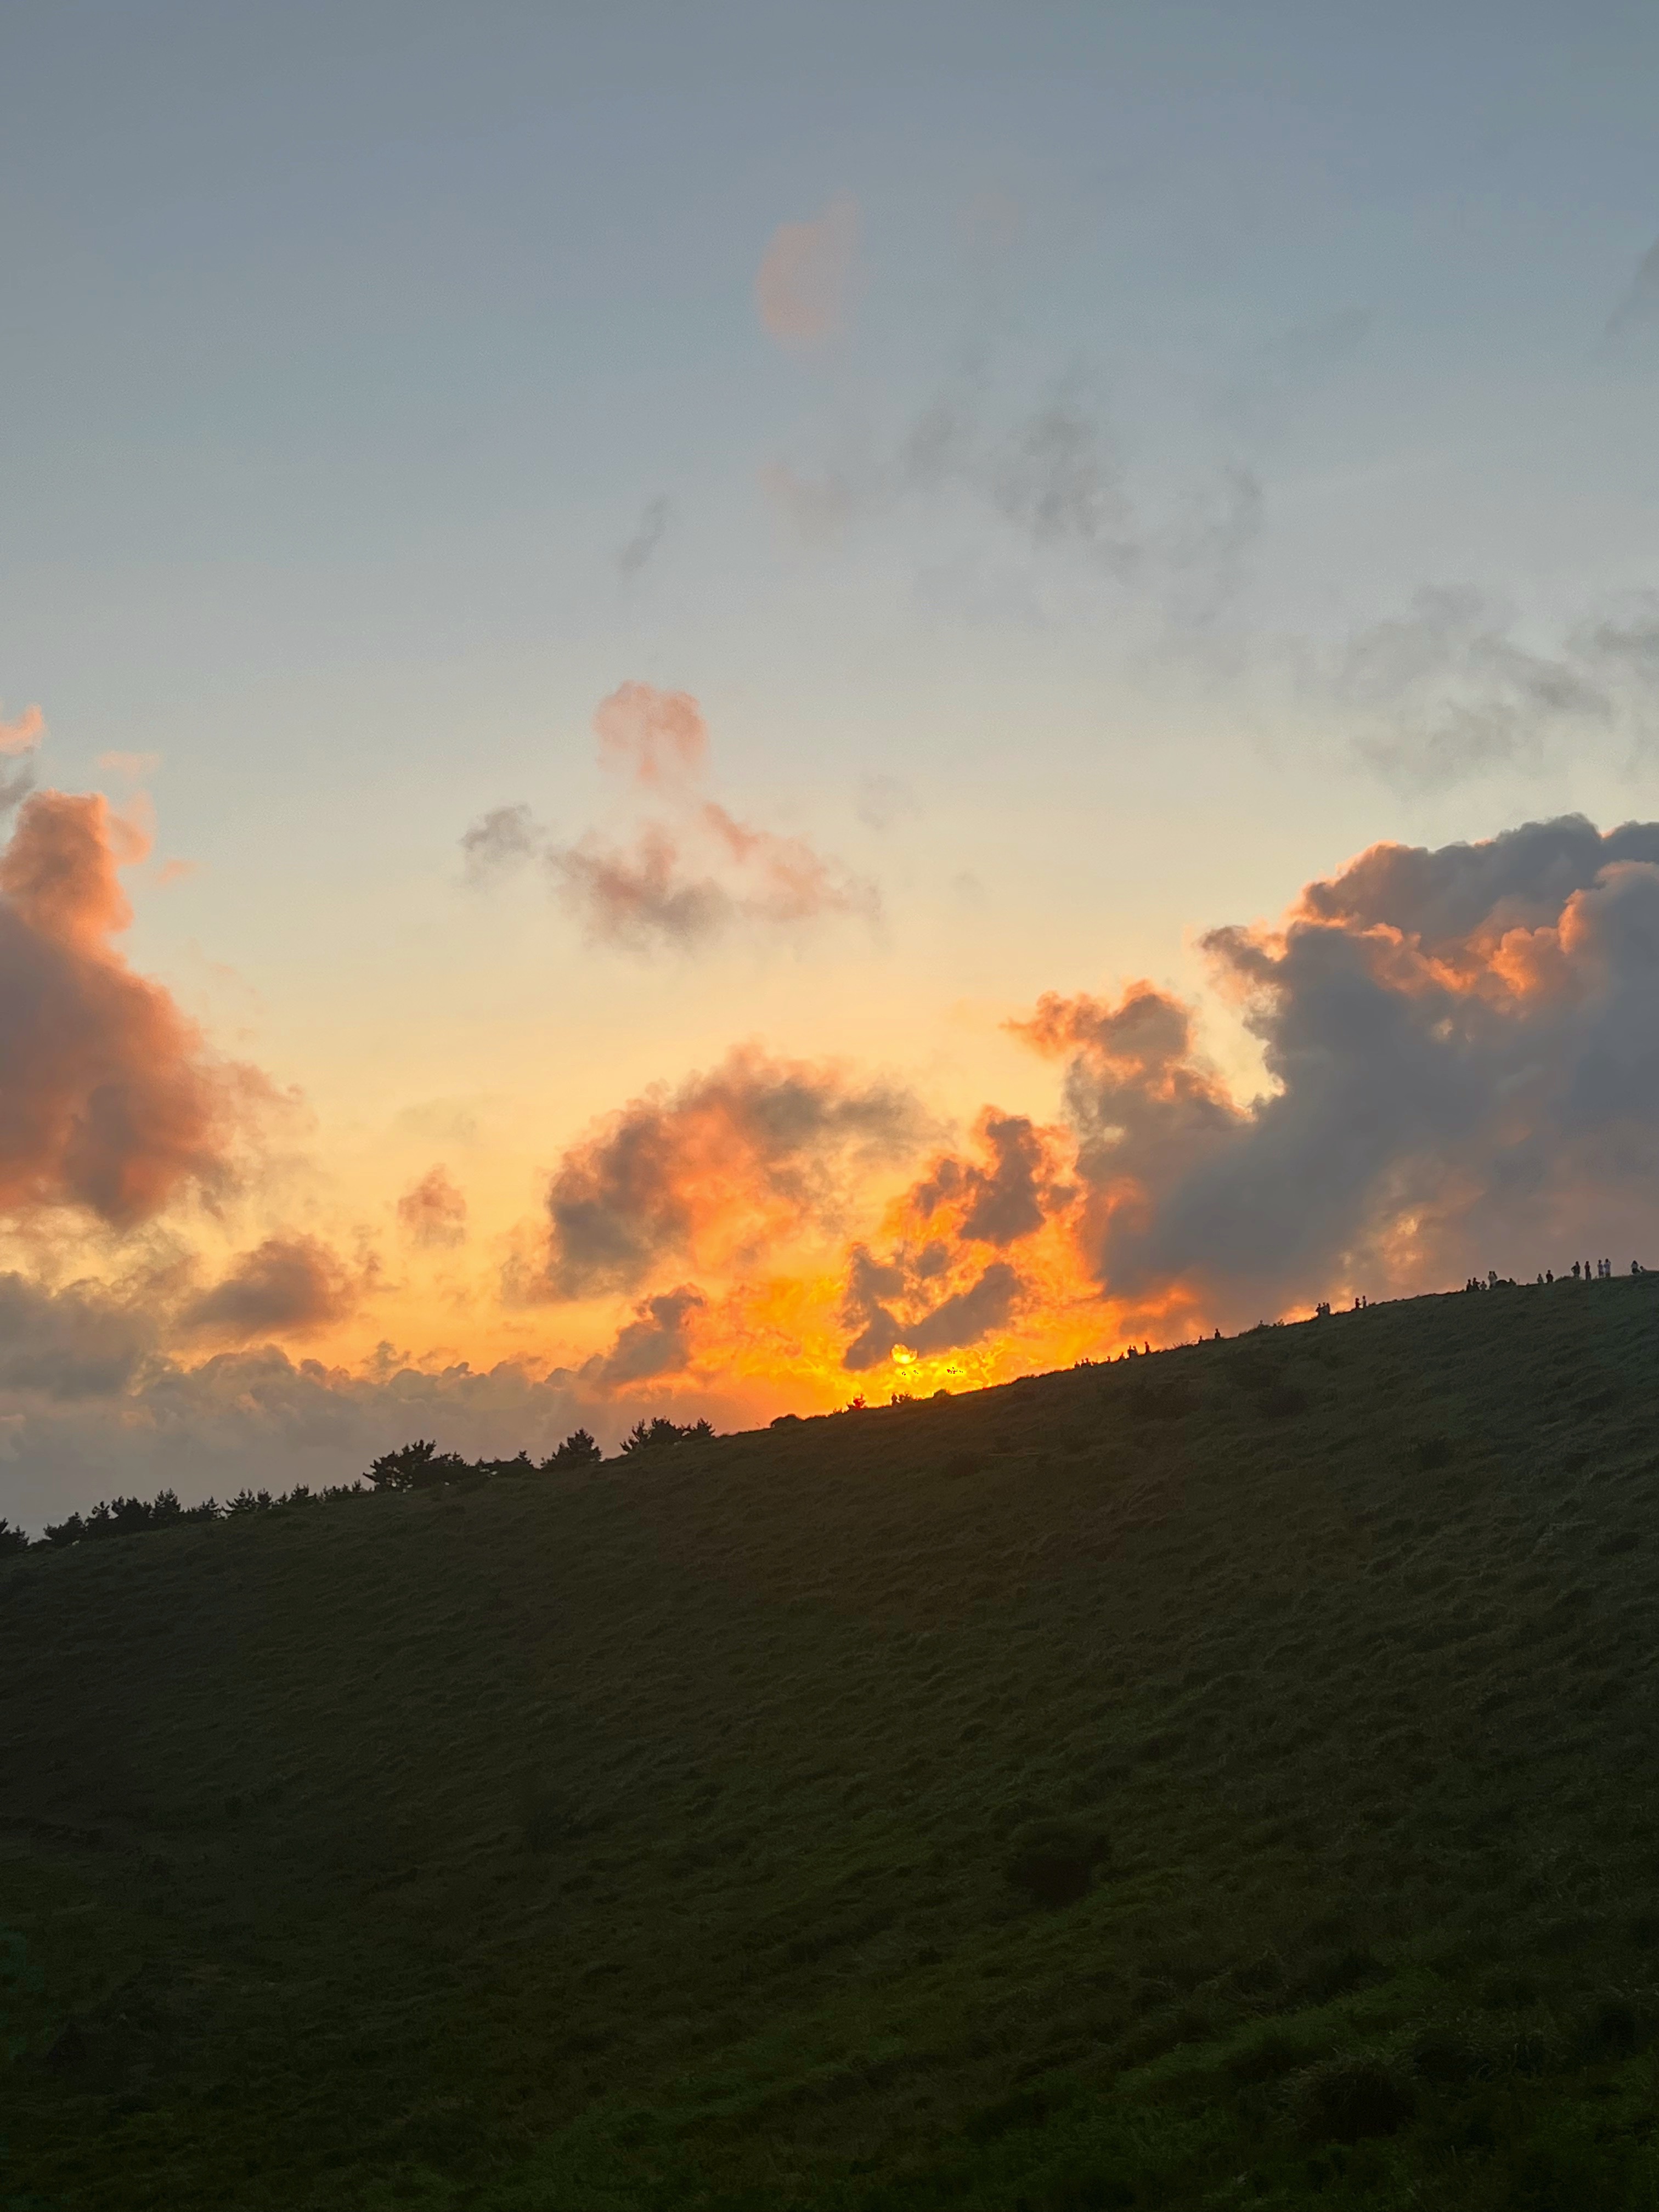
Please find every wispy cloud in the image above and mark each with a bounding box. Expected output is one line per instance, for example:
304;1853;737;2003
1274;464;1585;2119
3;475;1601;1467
1330;586;1659;791
617;494;670;579
463;683;877;954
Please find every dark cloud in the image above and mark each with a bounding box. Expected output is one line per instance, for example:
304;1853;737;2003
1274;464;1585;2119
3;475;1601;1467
588;1285;705;1386
0;790;252;1226
180;1235;357;1345
910;1110;1069;1248
542;1046;927;1300
617;494;670;579
842;1254;1021;1372
832;1109;1074;1370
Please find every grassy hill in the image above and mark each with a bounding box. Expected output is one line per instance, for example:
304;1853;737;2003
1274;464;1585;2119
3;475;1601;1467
4;1276;1659;2210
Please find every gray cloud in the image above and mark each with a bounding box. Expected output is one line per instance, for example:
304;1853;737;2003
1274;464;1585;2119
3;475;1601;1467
0;1273;155;1400
0;1341;614;1533
910;1111;1068;1248
1334;588;1659;791
764;376;1262;624
841;1252;1022;1372
1017;816;1659;1324
587;1285;706;1386
460;803;540;885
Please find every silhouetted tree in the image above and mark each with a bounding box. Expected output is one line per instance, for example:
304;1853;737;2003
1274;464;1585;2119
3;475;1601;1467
619;1416;695;1455
364;1440;471;1492
0;1518;30;1556
544;1429;602;1469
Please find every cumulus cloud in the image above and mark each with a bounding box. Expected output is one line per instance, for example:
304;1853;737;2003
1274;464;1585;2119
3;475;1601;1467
180;1234;358;1345
541;1045;927;1300
1019;816;1659;1321
755;194;858;351
397;1165;467;1248
463;683;877;953
1333;587;1659;790
0;789;254;1226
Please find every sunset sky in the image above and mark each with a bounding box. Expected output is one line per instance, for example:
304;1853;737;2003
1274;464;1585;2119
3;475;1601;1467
4;2;1659;1520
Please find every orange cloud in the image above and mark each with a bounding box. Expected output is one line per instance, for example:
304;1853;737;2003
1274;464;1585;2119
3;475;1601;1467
0;706;44;757
754;194;858;351
180;1234;359;1345
541;1045;927;1300
397;1165;468;1249
0;790;254;1226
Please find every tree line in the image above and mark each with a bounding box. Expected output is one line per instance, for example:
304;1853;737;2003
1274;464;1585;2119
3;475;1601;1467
0;1416;718;1554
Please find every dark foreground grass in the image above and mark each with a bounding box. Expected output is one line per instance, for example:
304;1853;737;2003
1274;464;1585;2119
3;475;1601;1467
4;1277;1659;2208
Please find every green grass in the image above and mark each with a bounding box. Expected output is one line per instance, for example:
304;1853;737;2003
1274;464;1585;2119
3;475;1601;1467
4;1276;1659;2208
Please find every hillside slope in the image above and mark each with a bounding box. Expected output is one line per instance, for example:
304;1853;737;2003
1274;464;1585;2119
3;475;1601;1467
3;1277;1658;2210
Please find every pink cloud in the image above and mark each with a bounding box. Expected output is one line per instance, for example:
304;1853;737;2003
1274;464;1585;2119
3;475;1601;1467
754;194;858;351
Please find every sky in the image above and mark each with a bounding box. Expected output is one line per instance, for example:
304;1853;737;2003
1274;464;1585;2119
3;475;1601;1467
4;1;1659;1521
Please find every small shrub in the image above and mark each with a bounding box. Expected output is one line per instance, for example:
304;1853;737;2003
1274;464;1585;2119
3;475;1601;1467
1289;2052;1414;2143
1005;1818;1109;1909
